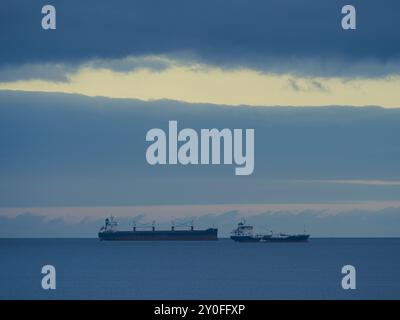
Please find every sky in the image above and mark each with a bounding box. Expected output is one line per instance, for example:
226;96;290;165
1;91;400;236
0;1;400;236
0;0;400;107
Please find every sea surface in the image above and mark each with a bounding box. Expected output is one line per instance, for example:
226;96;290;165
0;238;399;299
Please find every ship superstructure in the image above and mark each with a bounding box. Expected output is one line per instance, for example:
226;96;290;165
230;221;263;242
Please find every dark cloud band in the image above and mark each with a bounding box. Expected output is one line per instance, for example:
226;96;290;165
1;0;399;77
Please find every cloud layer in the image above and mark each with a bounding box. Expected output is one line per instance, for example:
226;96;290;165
1;0;400;77
1;90;400;207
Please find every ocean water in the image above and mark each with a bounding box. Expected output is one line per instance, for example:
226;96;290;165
0;238;399;299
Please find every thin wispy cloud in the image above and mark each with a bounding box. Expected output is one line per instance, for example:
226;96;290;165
287;78;330;93
296;180;400;186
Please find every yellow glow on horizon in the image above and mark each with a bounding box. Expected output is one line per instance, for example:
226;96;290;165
1;64;400;107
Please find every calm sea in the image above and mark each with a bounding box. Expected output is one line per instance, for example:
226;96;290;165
0;238;399;299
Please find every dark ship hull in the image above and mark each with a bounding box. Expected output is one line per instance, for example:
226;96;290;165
262;234;310;242
230;235;261;242
231;234;310;243
99;228;218;241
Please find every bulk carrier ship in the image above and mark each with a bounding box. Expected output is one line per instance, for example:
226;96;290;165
98;217;218;241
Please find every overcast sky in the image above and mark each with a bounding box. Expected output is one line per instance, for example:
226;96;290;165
1;1;400;106
0;1;399;236
1;91;400;236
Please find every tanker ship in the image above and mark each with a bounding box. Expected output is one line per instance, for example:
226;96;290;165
98;217;218;241
230;221;310;243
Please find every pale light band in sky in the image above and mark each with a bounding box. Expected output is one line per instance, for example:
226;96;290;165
1;59;399;108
